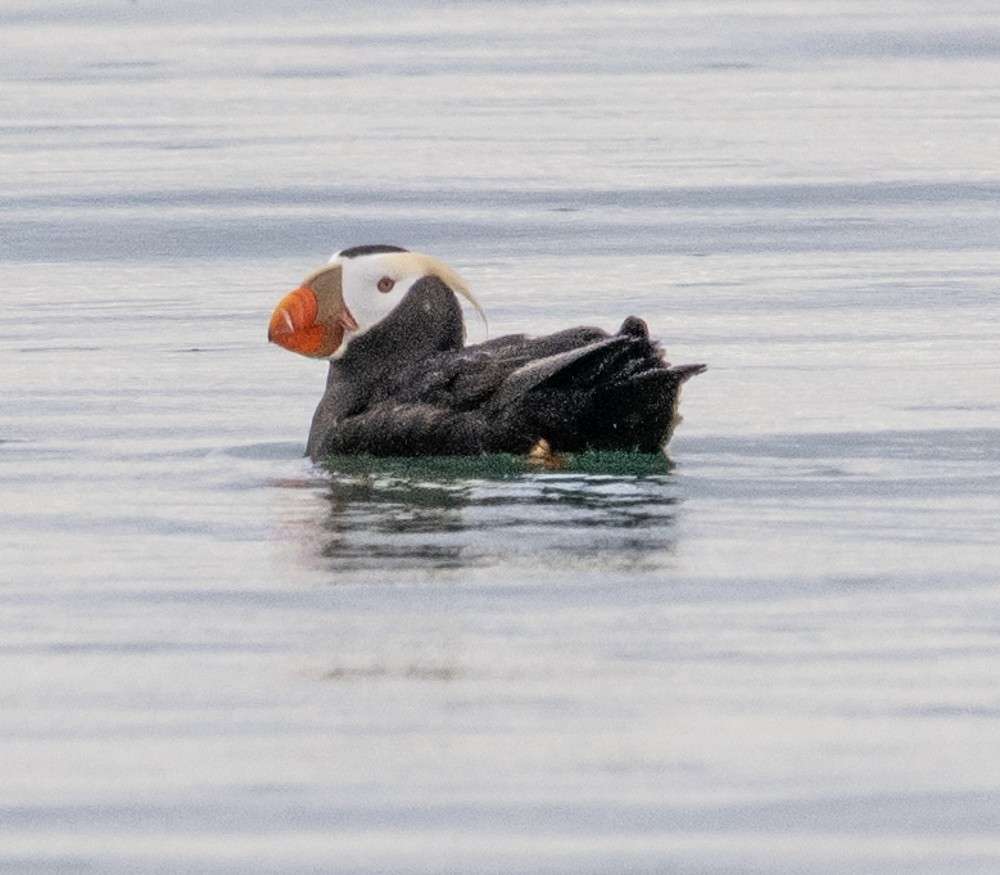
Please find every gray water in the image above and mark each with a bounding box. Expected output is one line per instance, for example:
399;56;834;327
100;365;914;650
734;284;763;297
3;2;1000;872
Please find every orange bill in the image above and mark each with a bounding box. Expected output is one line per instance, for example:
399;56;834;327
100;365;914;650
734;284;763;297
268;285;357;358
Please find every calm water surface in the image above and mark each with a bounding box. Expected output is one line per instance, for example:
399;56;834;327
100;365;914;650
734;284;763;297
2;2;1000;873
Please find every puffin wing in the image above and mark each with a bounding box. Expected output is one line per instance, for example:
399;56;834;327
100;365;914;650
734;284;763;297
308;326;610;458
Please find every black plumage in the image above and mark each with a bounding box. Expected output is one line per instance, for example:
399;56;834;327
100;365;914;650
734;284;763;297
305;276;705;460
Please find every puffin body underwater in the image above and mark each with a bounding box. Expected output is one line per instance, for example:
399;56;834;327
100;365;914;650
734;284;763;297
268;244;706;461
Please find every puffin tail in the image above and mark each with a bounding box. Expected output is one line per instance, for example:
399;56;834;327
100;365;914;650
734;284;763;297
593;360;706;451
594;319;706;450
493;318;706;454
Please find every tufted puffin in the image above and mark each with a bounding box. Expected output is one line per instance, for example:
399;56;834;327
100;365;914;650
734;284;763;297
268;244;706;461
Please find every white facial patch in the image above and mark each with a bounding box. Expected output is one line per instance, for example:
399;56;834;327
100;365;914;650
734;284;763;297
337;253;413;333
326;249;484;348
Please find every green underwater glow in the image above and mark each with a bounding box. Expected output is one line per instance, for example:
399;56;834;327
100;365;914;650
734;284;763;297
320;450;675;481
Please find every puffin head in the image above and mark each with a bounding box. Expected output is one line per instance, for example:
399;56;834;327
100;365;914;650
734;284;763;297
268;244;486;358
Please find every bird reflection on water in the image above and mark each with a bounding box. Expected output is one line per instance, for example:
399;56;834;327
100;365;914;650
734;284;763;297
311;453;684;577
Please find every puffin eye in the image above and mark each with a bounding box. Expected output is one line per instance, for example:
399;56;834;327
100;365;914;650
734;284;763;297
377;276;395;294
